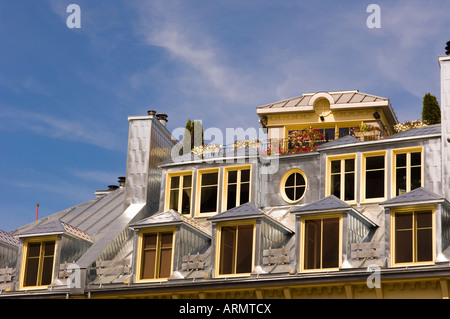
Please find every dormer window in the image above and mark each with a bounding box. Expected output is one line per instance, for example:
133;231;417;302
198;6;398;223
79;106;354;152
21;237;56;289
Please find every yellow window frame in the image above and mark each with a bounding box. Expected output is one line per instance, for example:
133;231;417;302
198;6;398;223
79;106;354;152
391;147;424;198
326;154;357;204
221;164;252;212
280;168;308;204
19;236;57;290
135;227;176;283
390;206;435;267
361;150;387;203
164;170;194;215
299;213;343;273
215;220;256;278
195;168;221;217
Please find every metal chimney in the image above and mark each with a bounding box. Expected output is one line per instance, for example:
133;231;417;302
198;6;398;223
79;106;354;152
156;113;168;127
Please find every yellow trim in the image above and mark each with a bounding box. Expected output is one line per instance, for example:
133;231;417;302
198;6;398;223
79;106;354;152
215;220;256;278
135;227;176;283
280;168;308;204
19;236;57;290
299;214;343;273
361;150;387;204
325;154;357;204
391;147;424;198
164;170;194;214
195;168;221;217
221;164;252;212
390;206;436;267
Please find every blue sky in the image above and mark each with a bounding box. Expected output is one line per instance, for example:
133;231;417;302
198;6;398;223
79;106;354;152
0;0;449;231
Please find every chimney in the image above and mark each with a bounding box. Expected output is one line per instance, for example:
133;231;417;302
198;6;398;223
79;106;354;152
147;110;157;117
156;113;168;127
439;41;450;199
118;176;126;188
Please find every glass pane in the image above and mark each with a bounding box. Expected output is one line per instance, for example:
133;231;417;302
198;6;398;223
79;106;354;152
416;211;432;228
227;184;237;210
411;166;421;190
366;156;384;170
344;173;355;201
160;233;173;248
285;187;295;201
183;175;192;188
200;186;217;213
339;127;350;138
27;243;41;258
236;225;253;274
141;250;156;279
330;174;341;198
24;258;39;287
43;241;55;256
417;228;433;262
143;234;157;249
345;159;355;172
322;218;340;268
228;170;237;184
396;213;413;230
366;170;384;198
202;172;218;186
169;189;179;211
219;227;236;275
240;183;250;205
41;256;54;285
411;152;421;166
285;174;295;187
324;128;335;141
395;229;413;263
295;186;306;201
396;168;407;196
304;219;321;270
295;173;306;186
241;169;250;183
170;176;180;189
396;153;407;167
331;160;341;174
181;189;191;214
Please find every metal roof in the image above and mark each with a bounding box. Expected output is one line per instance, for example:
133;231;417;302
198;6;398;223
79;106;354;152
291;195;351;213
0;229;19;247
384;124;441;139
380;187;446;207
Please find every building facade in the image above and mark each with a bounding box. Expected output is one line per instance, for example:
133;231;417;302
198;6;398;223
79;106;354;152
1;51;450;299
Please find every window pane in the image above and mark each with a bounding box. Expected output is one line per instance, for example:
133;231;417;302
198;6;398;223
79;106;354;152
366;156;384;170
27;242;41;258
411;152;421;166
170;176;180;189
411;166;421;190
344;172;355;201
331;160;341;174
159;233;173;278
330;174;341;198
236;225;253;274
241;169;250;183
285;187;295;201
141;250;156;279
324;128;335;141
200;186;217;213
240;183;250;205
396;153;407;167
183;175;192;188
322;218;340;268
304;219;321;270
43;241;55;256
396;213;412;230
181;189;191;214
143;234;157;249
286;174;295;187
41;256;54;285
24;258;39;287
295;173;306;186
228;170;237;184
202;172;218;186
227;184;237;210
219;227;236;275
396;167;407;196
416;211;432;228
417;228;433;262
295;186;306;201
345;159;355;172
169;189;179;211
395;229;413;263
366;170;384;198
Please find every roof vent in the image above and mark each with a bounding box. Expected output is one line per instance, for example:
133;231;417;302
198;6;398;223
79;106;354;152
156;113;168;127
118;176;126;188
147;110;157;117
446;41;450;56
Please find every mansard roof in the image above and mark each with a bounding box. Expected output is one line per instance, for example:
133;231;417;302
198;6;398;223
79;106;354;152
15;220;93;243
380;187;447;207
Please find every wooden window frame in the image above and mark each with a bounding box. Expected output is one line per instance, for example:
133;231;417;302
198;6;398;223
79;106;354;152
299;214;343;273
164;170;194;215
326;154;357;204
222;165;252;212
195;168;220;217
361;150;387;203
215;220;256;278
391;147;423;198
20;236;57;290
135;227;175;282
280;168;308;204
390;207;435;267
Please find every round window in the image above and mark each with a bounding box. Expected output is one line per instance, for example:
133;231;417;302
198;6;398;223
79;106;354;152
280;169;307;203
